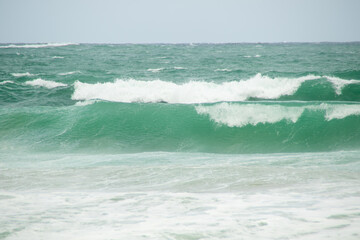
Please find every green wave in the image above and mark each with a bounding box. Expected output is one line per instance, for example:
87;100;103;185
1;101;360;154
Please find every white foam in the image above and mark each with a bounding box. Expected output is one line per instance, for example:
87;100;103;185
196;103;305;127
147;68;164;73
0;80;14;85
174;67;186;70
58;71;80;76
52;56;64;59
25;78;67;89
196;103;360;127
0;43;78;49
243;55;261;58
11;72;35;77
324;76;360;95
74;100;96;106
322;103;360;120
215;68;232;72
72;74;319;104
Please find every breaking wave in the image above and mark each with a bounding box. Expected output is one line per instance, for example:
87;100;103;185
196;102;360;127
71;74;359;103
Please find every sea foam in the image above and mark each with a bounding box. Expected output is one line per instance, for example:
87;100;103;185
25;79;67;89
0;43;78;49
196;103;305;127
11;72;35;77
325;76;360;95
72;74;319;103
147;68;164;73
58;71;80;76
196;103;360;127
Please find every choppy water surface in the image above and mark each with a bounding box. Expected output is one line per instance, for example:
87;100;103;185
1;43;360;239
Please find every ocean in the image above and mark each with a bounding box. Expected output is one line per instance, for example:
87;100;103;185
0;42;359;239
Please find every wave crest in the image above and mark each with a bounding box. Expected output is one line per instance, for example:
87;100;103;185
11;72;35;77
72;74;320;103
196;103;360;127
25;79;67;89
0;80;14;85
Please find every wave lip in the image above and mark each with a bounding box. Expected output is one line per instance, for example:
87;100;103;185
325;76;360;95
0;43;78;49
25;78;67;89
196;102;360;127
196;103;304;127
323;103;360;120
72;74;319;104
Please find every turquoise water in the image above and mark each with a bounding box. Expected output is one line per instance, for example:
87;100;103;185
1;43;360;239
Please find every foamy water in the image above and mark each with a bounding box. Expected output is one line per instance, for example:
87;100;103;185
25;78;67;88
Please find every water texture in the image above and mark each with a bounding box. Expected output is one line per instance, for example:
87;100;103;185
0;43;360;239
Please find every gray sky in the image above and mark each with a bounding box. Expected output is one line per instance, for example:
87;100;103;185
0;0;359;43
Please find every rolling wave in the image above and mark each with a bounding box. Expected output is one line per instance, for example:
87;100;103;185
1;101;359;153
196;102;360;127
72;74;359;103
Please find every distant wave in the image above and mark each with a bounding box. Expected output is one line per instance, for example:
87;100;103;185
58;71;81;76
147;68;164;73
214;68;232;72
25;79;67;89
0;80;14;85
244;55;261;58
196;102;360;127
52;56;65;59
72;74;321;103
11;72;35;77
0;43;78;49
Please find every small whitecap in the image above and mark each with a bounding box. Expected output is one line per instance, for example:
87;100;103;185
25;78;67;89
0;80;14;85
147;68;164;73
11;72;35;77
58;71;81;76
214;69;232;72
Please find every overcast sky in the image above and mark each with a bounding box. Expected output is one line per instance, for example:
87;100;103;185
0;0;359;43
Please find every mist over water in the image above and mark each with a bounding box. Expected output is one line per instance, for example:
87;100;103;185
1;43;360;239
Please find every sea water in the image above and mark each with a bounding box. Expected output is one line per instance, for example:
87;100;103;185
0;43;360;239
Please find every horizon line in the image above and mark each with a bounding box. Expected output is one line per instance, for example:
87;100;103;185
1;41;360;45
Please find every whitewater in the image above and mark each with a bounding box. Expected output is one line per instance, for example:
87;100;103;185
0;43;360;240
